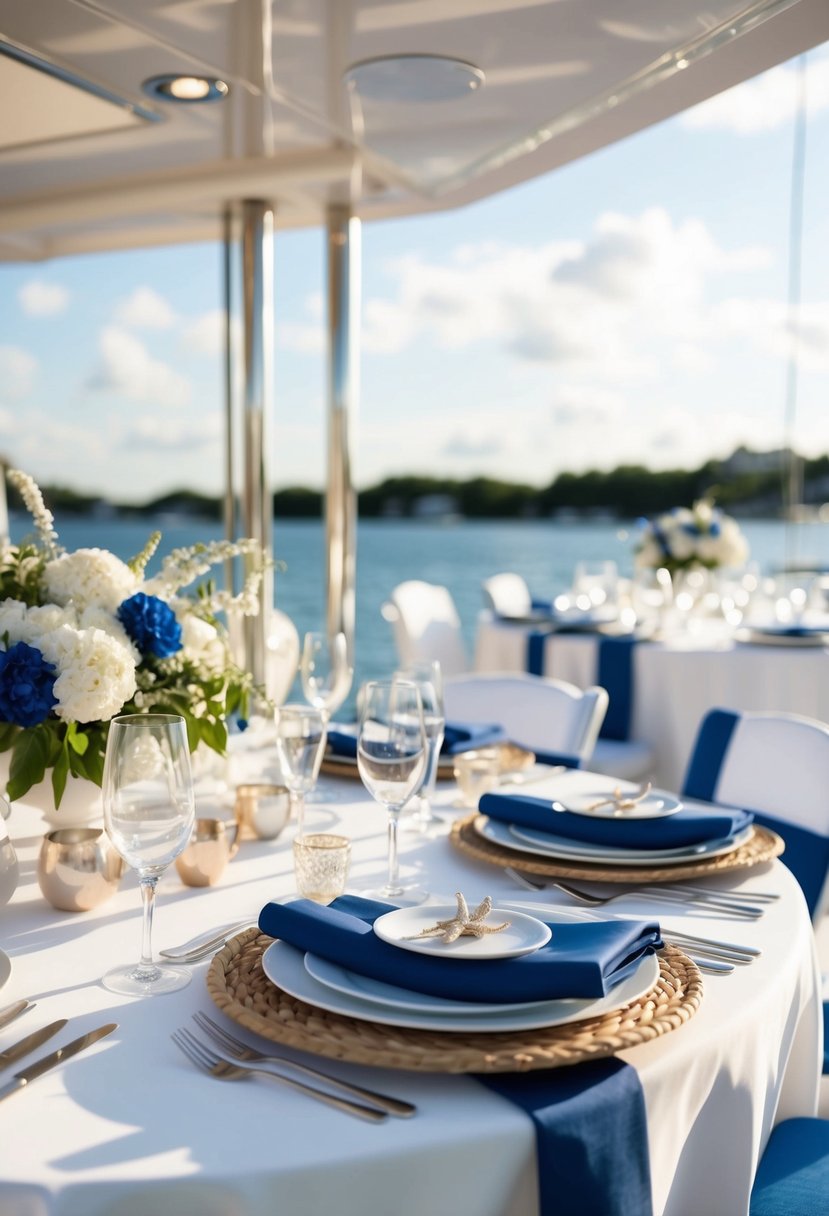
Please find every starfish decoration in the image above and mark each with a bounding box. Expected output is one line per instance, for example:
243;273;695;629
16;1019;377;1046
585;781;653;815
406;893;511;944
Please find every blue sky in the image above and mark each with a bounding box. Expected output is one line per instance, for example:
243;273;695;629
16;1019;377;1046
1;44;829;503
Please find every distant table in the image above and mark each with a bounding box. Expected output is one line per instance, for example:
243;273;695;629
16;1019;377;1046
0;752;822;1216
474;614;829;789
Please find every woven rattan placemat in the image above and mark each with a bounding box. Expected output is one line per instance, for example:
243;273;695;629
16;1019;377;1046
206;929;702;1074
450;814;783;884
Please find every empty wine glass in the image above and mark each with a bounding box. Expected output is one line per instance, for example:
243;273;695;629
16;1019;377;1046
395;660;446;834
300;631;353;718
275;704;328;836
102;713;195;996
357;679;427;905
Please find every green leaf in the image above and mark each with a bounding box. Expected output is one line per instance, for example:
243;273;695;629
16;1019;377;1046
198;716;227;754
0;722;18;753
66;723;89;755
52;743;70;808
8;727;50;802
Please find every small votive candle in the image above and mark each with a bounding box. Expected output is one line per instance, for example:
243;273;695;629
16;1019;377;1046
453;747;502;806
293;833;351;905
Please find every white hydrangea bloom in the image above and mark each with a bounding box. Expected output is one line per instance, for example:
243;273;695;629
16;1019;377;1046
176;610;228;673
79;605;138;655
39;624;137;722
0;598;30;638
43;549;138;613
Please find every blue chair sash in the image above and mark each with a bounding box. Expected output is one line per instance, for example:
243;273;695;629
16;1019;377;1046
525;632;637;742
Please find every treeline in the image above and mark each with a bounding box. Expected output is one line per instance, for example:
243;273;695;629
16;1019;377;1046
14;453;829;522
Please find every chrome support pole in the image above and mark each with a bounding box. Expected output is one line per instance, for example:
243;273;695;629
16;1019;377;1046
223;199;275;685
325;204;360;659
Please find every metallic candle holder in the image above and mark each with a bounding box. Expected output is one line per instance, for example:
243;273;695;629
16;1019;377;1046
234;783;291;841
175;818;240;887
38;828;125;912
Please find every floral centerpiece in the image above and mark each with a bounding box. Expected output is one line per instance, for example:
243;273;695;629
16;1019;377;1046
634;499;749;574
0;469;267;809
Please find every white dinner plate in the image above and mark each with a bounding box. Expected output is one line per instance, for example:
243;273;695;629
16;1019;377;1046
262;940;661;1034
736;627;829;648
0;950;10;990
549;787;682;819
475;814;753;867
372;903;551;959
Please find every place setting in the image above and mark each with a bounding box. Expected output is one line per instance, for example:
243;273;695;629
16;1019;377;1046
450;774;784;885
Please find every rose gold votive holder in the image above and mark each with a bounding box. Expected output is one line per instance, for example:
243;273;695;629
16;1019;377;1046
38;828;124;913
234;783;291;841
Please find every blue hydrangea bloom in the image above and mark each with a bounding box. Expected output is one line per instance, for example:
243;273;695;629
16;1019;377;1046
118;592;183;658
0;642;58;727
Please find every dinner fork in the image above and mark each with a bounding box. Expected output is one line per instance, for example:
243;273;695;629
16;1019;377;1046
192;1012;416;1117
548;879;764;919
171;1029;388;1122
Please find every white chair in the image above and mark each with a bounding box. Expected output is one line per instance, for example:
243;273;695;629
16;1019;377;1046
443;672;608;767
682;707;829;924
481;573;533;617
382;581;469;677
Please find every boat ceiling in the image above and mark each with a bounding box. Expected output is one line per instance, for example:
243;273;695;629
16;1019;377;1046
1;0;828;261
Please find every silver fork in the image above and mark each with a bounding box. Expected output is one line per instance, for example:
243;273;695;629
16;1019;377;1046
171;1029;388;1123
549;878;763;919
160;920;258;963
192;1011;416;1117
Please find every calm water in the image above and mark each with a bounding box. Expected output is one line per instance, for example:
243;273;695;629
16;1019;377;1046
13;514;829;700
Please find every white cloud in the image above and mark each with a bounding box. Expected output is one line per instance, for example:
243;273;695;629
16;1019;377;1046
87;326;191;407
181;310;238;356
681;50;829;134
711;298;829;372
115;286;177;329
121;413;222;452
18;281;69;317
0;345;37;397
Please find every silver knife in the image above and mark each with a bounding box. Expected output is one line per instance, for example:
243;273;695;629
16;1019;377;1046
0;1022;117;1102
0;1000;32;1031
0;1019;68;1072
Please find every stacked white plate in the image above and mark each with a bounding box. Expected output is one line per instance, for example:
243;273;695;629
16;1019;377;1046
260;903;660;1034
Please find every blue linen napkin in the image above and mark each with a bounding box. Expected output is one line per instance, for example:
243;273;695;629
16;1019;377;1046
326;721;506;758
480;791;753;850
480;1059;653;1216
257;895;661;1002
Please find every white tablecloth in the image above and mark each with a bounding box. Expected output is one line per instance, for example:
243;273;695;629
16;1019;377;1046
475;616;829;789
0;757;821;1216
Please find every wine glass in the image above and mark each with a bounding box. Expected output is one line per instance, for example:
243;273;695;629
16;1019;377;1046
395;660;446;834
274;704;328;836
300;631;353;718
102;714;195;996
357;679;427;905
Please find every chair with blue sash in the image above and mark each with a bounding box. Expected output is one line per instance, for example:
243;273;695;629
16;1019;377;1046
749;1117;829;1214
682;707;829;1082
382;580;469;678
443;672;608;769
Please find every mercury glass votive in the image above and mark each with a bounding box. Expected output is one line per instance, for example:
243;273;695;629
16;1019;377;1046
234;783;291;840
293;833;351;905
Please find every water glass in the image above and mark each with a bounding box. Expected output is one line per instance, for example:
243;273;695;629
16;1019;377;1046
274;704;328;836
395;660;445;834
102;713;195;996
300;631;353;717
293;833;351;904
357;679;427;904
453;747;502;807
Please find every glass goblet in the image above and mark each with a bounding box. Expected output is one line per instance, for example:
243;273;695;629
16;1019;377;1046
300;631;354;718
102;713;195;996
274;704;328;836
395;660;446;834
357;679;427;905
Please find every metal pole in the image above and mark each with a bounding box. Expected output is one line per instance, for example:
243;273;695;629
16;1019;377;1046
224;199;274;685
325;204;360;658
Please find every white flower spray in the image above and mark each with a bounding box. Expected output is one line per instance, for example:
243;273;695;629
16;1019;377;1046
7;468;62;559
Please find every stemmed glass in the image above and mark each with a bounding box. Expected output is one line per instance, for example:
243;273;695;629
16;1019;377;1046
102;714;195;996
300;631;354;719
357;679;428;905
275;704;328;836
396;660;446;834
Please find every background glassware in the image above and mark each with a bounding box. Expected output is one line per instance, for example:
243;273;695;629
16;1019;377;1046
274;704;328;835
395;660;445;834
102;713;195;996
572;560;619;611
300;631;354;717
293;833;351;904
357;679;427;904
453;747;502;807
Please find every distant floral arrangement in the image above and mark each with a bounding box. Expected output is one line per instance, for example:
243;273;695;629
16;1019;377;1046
0;469;267;807
634;499;749;574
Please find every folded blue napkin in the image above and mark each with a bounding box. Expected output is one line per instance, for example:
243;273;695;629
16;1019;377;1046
326;720;506;758
480;791;753;850
258;895;661;1002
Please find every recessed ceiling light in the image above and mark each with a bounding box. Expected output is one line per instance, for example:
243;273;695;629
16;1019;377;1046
344;55;484;104
142;75;229;103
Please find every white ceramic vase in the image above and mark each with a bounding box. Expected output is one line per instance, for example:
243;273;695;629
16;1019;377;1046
0;752;103;827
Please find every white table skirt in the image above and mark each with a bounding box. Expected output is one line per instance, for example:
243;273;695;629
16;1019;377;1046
474;615;829;789
0;757;820;1216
